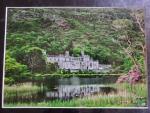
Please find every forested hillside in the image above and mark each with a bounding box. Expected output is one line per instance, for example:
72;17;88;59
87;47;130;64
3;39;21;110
5;8;145;84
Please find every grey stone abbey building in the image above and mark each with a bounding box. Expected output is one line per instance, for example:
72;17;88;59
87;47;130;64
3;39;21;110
47;51;111;72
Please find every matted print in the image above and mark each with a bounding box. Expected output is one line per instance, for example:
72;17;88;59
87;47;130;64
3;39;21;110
2;7;148;108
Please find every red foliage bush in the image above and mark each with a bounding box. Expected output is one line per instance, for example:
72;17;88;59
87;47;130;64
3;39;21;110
116;66;142;84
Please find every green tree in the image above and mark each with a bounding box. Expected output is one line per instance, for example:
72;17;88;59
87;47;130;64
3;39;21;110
24;47;47;73
5;51;30;83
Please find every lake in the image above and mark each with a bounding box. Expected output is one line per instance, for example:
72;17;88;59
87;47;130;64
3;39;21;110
4;76;119;104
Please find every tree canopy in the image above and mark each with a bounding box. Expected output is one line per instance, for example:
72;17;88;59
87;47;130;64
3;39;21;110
5;8;145;84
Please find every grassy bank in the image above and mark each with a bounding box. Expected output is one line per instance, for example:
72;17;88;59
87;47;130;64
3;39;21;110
5;96;136;107
107;83;148;107
4;83;41;99
4;83;147;107
108;83;148;98
33;73;121;78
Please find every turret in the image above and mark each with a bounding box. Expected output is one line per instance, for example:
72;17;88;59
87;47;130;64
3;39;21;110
81;51;84;56
65;51;69;56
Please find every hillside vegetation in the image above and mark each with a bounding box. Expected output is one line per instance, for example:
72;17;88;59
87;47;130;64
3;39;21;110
5;8;145;84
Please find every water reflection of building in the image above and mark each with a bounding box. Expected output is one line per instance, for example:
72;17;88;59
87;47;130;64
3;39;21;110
47;51;111;72
46;85;117;99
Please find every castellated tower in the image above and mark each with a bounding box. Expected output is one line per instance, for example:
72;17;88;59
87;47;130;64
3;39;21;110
65;51;69;56
81;51;84;56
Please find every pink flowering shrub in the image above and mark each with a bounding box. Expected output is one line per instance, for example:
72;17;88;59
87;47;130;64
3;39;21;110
116;66;142;84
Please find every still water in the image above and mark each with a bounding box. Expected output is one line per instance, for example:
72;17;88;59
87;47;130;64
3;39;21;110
5;76;119;103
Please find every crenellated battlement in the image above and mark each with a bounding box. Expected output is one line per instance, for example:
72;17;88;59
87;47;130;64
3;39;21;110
47;51;111;72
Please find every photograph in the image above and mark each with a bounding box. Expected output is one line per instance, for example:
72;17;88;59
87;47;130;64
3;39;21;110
3;7;148;108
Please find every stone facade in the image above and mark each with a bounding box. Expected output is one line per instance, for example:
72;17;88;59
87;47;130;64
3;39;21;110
47;51;111;72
